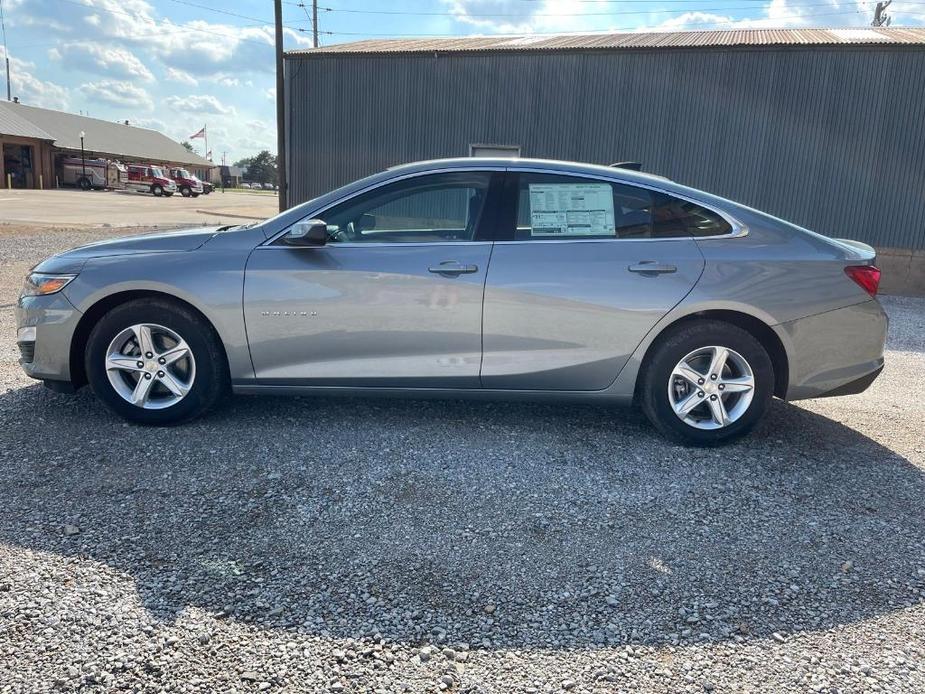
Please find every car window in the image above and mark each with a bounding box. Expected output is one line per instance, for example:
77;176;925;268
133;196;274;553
513;173;731;240
319;172;494;244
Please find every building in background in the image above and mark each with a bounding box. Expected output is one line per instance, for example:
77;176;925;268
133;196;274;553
285;27;925;294
0;100;212;189
0;101;55;190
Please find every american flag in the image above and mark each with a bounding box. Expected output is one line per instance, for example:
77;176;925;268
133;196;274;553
189;126;206;139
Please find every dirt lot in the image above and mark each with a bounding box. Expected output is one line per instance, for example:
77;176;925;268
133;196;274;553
0;225;923;693
0;188;278;227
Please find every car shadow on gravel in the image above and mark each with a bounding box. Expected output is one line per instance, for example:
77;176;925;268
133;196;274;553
1;384;923;650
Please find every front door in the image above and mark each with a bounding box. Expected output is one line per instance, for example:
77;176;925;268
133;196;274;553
480;172;718;390
244;171;501;387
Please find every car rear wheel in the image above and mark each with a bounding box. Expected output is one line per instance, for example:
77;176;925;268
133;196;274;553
639;320;774;446
152;184;164;197
85;299;228;425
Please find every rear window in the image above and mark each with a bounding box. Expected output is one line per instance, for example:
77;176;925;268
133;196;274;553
514;173;732;240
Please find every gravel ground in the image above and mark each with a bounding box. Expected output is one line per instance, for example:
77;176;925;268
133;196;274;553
1;226;923;693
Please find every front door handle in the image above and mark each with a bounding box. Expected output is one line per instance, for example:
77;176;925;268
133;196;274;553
428;261;479;275
628;261;677;275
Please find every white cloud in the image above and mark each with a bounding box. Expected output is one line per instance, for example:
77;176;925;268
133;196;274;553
49;42;154;82
442;0;621;34
212;74;241;88
132;117;170;133
166;68;199;86
79;80;154;110
0;46;69;110
165;94;235;115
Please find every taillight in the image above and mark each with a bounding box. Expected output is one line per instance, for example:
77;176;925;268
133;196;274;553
844;265;880;297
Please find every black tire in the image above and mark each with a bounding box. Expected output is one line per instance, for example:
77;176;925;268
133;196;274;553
164;192;174;197
639;320;774;446
85;299;229;425
152;184;164;197
191;192;200;198
78;177;91;191
202;188;211;195
180;185;191;197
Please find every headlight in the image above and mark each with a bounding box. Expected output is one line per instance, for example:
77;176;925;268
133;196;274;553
21;273;77;297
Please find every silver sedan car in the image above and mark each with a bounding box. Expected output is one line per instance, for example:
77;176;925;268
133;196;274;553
16;158;887;445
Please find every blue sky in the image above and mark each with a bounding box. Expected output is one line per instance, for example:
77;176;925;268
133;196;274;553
1;0;922;163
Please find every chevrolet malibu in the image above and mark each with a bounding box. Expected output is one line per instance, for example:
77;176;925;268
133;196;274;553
16;159;887;445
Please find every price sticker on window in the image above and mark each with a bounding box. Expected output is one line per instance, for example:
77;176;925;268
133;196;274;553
528;183;616;236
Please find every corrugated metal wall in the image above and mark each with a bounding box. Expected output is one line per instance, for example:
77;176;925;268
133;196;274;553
286;46;925;250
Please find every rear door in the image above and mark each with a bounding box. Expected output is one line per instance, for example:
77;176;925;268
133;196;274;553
480;171;721;390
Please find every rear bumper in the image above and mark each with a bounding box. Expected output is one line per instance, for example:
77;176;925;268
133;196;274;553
779;299;888;401
814;364;883;398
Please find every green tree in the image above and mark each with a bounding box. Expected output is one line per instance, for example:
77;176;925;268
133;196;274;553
181;141;195;153
234;150;277;185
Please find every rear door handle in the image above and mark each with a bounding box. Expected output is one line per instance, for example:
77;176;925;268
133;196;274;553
628;261;677;275
428;261;479;275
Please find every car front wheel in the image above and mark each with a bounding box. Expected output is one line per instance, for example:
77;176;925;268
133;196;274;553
640;320;774;446
180;186;191;197
152;184;164;197
85;299;228;425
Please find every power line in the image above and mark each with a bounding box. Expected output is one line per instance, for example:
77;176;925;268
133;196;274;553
300;9;872;39
0;0;10;100
161;0;272;24
49;0;277;46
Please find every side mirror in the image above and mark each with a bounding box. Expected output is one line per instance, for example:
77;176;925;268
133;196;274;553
285;219;328;246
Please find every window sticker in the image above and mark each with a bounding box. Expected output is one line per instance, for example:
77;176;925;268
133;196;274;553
528;183;616;236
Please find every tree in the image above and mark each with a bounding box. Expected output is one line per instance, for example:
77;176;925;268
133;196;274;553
233;150;277;185
181;141;195;153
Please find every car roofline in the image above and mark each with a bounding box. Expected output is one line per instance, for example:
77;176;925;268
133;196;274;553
386;157;673;186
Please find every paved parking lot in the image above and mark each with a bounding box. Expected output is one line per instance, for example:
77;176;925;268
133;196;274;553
1;224;923;692
0;188;278;227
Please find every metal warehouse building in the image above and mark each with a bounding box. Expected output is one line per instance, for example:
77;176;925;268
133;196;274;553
285;27;925;294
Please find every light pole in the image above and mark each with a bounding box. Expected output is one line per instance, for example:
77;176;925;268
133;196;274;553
79;130;86;189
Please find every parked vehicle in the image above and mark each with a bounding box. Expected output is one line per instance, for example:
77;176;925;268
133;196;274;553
169;168;204;198
126;164;177;197
16;158;887;445
201;180;214;195
58;157;127;191
240;182;251;189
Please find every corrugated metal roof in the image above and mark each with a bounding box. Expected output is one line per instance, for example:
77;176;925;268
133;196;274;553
290;27;925;56
0;101;212;167
0;102;55;141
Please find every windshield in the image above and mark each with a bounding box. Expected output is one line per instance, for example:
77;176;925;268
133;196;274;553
175;169;192;179
151;167;166;178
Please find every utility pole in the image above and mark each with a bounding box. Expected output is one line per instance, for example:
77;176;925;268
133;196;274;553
1;0;11;101
872;0;892;26
273;0;287;211
313;0;318;48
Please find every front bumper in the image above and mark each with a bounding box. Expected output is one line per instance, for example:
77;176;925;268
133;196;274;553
778;299;888;401
15;292;82;384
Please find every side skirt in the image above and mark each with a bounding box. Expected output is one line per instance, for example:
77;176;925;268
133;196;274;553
231;382;634;405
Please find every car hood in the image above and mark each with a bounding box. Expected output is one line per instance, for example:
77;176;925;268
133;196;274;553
33;227;221;274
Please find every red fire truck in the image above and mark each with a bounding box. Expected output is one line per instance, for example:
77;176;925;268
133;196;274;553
126;164;177;197
169;167;204;197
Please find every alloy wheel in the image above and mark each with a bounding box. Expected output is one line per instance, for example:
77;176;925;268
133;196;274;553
105;323;196;410
668;345;755;430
